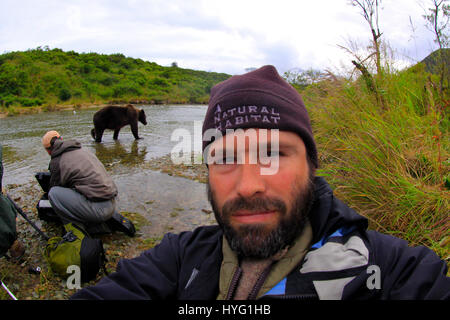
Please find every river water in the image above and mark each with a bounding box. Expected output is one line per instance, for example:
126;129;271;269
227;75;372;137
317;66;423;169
0;105;216;237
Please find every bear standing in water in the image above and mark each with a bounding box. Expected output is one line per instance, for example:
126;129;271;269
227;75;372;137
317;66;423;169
91;104;147;142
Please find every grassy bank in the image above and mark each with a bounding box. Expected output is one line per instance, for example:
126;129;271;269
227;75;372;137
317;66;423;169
302;62;449;263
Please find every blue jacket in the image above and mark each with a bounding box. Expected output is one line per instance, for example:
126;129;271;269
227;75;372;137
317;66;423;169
71;177;450;300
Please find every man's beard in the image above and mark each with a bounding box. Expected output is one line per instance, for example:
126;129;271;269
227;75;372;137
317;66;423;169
207;173;315;259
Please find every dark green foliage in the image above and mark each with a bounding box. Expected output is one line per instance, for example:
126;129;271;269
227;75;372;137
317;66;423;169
420;48;450;85
0;47;231;108
112;81;142;98
421;48;450;71
0;94;42;107
0;64;30;95
58;87;71;101
150;77;169;87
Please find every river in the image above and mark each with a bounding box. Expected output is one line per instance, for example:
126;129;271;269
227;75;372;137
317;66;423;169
0;105;216;237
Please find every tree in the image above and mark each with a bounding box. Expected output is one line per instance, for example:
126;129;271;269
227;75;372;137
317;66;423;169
423;0;449;50
349;0;383;76
283;68;325;88
346;0;387;109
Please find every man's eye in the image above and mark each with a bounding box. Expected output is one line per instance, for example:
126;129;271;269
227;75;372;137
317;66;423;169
267;150;281;157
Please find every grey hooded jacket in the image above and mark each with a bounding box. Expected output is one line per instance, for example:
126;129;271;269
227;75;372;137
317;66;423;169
49;139;117;201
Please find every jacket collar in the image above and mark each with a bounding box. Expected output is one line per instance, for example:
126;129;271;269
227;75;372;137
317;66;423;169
309;176;368;244
217;221;313;300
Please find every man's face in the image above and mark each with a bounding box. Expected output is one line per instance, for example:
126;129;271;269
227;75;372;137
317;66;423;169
207;129;315;259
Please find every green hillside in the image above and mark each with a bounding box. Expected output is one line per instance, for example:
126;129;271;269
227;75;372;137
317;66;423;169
0;47;231;111
420;48;449;75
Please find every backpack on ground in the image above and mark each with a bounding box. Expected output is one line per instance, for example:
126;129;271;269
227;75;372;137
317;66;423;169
44;223;107;283
35;172;61;223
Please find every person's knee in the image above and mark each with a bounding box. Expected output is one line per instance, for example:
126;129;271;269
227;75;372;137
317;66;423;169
48;186;60;204
48;185;63;197
95;200;115;222
48;186;68;212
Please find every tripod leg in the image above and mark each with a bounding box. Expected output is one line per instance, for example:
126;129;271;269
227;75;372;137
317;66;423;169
6;194;50;241
1;279;18;300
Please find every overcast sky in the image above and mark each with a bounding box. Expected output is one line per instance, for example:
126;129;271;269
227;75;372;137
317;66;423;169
0;0;443;75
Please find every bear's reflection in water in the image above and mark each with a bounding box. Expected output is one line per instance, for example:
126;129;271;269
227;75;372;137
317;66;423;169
94;140;147;167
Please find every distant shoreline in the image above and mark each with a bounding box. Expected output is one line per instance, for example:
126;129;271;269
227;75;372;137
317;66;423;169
0;101;207;118
0;103;101;118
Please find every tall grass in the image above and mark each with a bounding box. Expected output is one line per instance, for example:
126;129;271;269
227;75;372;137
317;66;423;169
302;63;449;263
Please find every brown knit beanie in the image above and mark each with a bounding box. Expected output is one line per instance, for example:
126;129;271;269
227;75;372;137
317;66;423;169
202;65;318;168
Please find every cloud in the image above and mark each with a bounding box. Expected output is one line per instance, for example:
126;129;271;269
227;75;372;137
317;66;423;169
0;0;441;75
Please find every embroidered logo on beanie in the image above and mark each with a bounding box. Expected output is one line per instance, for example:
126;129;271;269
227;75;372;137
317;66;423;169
213;104;281;131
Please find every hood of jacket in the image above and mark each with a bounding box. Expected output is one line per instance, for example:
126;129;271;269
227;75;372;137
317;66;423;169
50;139;81;158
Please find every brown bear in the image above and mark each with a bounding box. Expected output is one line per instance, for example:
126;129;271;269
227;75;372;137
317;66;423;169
91;104;147;142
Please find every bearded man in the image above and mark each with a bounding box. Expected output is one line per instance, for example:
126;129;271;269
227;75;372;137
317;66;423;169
72;65;449;300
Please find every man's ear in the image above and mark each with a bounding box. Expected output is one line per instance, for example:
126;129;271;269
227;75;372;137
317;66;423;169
50;136;60;146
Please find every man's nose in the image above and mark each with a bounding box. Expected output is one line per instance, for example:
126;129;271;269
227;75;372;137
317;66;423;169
235;163;266;198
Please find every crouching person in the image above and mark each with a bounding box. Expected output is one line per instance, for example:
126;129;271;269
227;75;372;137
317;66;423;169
42;131;118;231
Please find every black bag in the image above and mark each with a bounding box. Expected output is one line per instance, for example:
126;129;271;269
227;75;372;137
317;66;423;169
35;172;61;223
35;171;51;193
36;194;61;223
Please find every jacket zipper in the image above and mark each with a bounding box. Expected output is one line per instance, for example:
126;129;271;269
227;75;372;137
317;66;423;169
246;262;274;300
225;266;242;300
225;263;275;300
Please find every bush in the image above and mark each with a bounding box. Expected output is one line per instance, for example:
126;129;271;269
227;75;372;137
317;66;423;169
0;64;30;95
80;62;94;74
150;77;169;87
19;97;43;106
73;89;83;98
32;84;44;98
0;95;42;107
0;94;17;107
97;74;117;86
112;82;142;98
58;87;71;101
98;88;113;99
